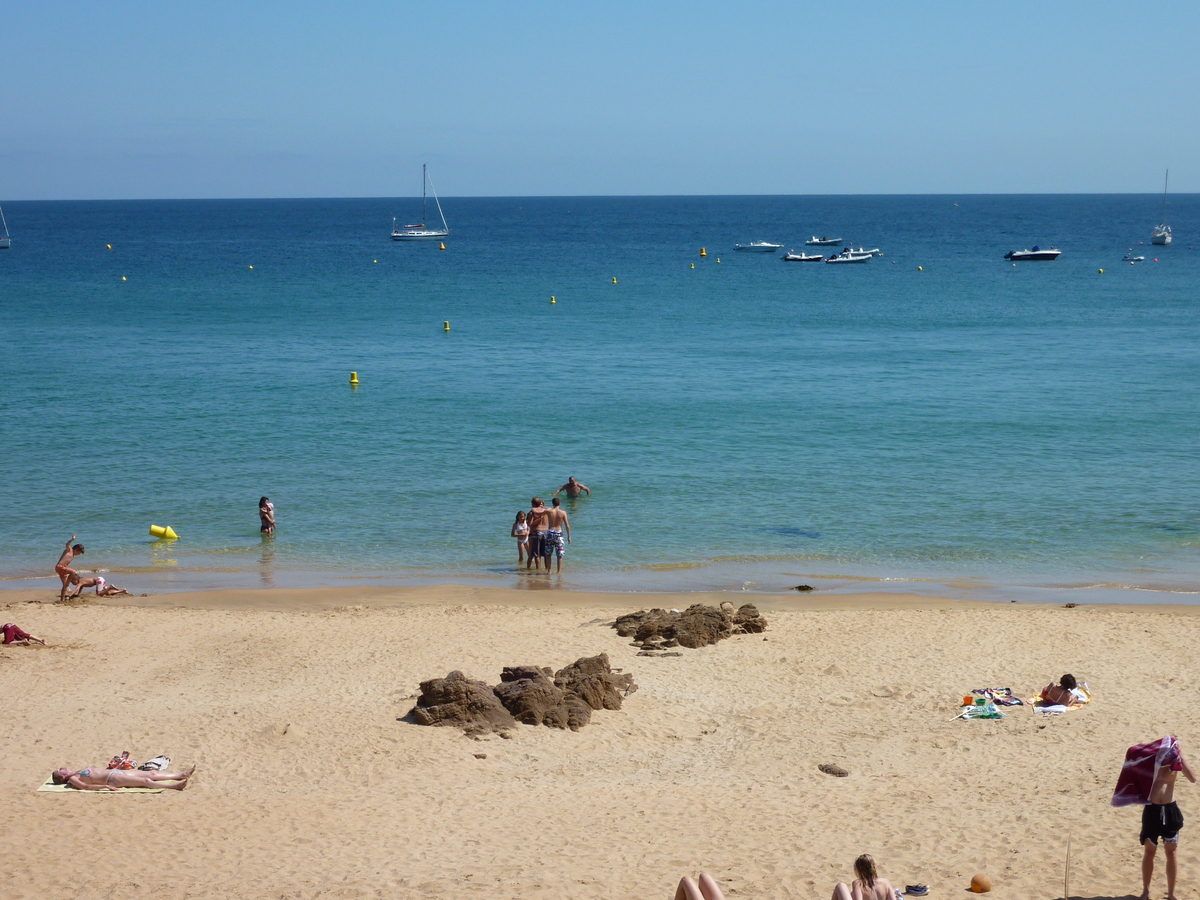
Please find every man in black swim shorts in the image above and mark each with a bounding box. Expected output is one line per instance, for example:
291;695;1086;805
1140;741;1196;900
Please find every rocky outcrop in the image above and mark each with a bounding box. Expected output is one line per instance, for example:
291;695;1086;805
613;603;767;650
412;655;636;735
412;671;517;736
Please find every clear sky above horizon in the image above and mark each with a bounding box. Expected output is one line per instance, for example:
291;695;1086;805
3;2;1197;199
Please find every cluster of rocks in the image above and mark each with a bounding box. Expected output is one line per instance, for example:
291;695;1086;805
613;602;767;654
412;653;637;736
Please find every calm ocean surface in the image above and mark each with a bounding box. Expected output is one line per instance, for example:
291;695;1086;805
1;195;1197;601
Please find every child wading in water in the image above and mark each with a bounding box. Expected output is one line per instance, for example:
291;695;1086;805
511;511;529;563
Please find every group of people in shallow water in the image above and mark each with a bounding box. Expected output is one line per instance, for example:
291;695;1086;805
511;477;589;573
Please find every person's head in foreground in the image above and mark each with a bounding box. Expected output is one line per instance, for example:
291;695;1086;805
855;855;877;886
531;497;543;508
72;544;84;556
259;496;270;509
515;511;526;524
1059;674;1077;691
51;768;72;784
552;497;561;508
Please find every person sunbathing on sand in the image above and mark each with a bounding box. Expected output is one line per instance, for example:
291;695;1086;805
52;764;195;791
64;573;131;599
1039;673;1082;707
3;623;45;645
832;854;895;900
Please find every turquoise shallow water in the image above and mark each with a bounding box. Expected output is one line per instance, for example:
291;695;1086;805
1;195;1197;599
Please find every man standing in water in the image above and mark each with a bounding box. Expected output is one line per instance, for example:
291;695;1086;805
546;497;571;573
54;534;85;602
553;476;590;499
526;498;553;571
1140;740;1196;900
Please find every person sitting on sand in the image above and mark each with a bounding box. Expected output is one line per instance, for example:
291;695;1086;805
54;534;85;602
1039;674;1082;707
3;623;45;645
65;573;132;599
52;763;195;791
832;854;895;900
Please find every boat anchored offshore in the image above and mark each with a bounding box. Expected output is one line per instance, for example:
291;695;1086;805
392;164;449;241
782;250;825;261
1004;246;1061;261
1123;252;1145;262
1152;170;1172;246
805;235;842;246
846;246;882;257
0;205;10;249
734;241;782;252
825;248;871;264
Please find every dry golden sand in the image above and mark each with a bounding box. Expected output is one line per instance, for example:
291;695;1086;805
2;585;1199;900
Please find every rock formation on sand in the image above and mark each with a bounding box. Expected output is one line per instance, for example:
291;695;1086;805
414;654;637;735
613;602;767;651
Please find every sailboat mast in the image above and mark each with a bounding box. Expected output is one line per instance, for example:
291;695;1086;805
422;163;428;225
1162;169;1169;222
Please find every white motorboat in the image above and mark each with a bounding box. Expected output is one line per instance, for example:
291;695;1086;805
804;235;842;246
734;241;782;252
0;206;9;249
782;250;825;261
391;164;449;241
1123;252;1145;262
1004;246;1061;261
825;249;870;264
847;246;881;257
1151;170;1171;246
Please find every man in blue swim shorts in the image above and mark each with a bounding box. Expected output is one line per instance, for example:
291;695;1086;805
546;498;571;573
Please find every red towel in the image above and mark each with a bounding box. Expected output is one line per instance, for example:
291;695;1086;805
1112;735;1182;807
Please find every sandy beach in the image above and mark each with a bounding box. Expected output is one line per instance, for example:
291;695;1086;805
3;585;1199;900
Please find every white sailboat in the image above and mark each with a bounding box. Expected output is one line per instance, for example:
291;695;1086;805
0;205;10;249
392;164;449;241
1151;170;1171;246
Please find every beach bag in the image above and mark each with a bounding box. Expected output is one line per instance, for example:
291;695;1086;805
139;755;170;771
107;752;137;770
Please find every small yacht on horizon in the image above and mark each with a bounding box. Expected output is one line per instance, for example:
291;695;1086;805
805;235;842;246
1151;170;1172;246
1004;246;1061;261
391;164;449;241
734;241;782;252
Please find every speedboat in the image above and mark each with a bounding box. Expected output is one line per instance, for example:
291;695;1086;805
782;250;825;261
805;235;843;246
1004;246;1061;261
847;246;881;257
825;249;870;264
734;242;782;252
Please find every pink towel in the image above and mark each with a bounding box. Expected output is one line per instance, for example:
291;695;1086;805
1112;735;1182;807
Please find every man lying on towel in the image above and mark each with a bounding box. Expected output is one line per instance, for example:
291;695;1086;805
52;763;195;791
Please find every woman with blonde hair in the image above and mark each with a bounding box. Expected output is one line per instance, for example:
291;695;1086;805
833;855;896;900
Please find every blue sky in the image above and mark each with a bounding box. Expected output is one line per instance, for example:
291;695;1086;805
3;2;1197;198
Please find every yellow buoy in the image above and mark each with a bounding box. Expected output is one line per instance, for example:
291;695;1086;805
373;259;378;263
121;276;127;281
612;276;618;284
550;296;556;304
439;242;446;250
716;258;720;263
917;266;923;272
106;244;112;250
248;265;253;270
349;371;359;385
149;525;179;540
691;263;695;268
443;321;451;331
1098;268;1104;274
700;247;707;257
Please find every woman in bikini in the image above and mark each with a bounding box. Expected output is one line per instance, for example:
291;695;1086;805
259;497;276;534
54;534;85;602
511;510;529;563
832;855;896;900
52;764;195;791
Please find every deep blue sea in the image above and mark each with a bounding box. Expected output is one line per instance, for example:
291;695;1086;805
1;195;1197;601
